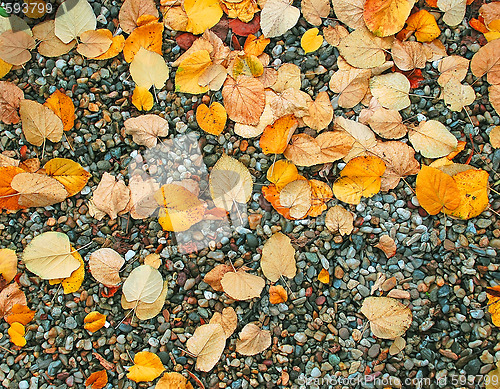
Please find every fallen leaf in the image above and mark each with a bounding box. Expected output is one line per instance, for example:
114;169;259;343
391;39;426;71
127;351;165;382
22;231;80;279
19;99;63;147
122;264;163;304
301;28;323;53
301;0;330;25
442;79;475;111
329;59;371;108
369;73;410;111
490;126;500;148
283;133;322;166
367;108;407;139
491;84;500;116
0;283;26;319
44;90;75;132
243;34;270;58
119;0;159;34
0;81;23;124
132;86;154;111
94;34;125;60
267;160;300;192
8;322;26;346
32;20;76;57
0;58;12;79
408;120;457;158
196;102;227;136
487;286;500;327
93;172;130;220
127;174;159;219
198;64;227;90
484;20;500;42
269;285;288;303
415;165;461;215
18;158;39;172
155;372;193;389
0;166;24;210
221;0;259;23
222;75;265;125
437;55;469;86
364;0;416;37
389;336;406;355
5;304;35;325
360;296;412;339
76;29;112;58
280;179;312;218
0;30;35;66
121;280;168;320
318;268;330;284
404;9;441;42
204;264;233;292
89;248;124;286
84;311;107;332
260;0;300;38
221;270;265;300
11;172;67;208
130;47;169;90
124;114;169;148
325;205;354;235
54;0;96;44
271;63;301;93
0;249;17;283
332;155;386;204
333;116;377;162
307;179;333;217
49;250;85;294
302;91;333;131
260;115;298;155
85;370;108;389
471;39;500;85
187;323;226;371
209;307;237;338
437;0;466;26
375;235;397;258
44;158;91;197
236;323;271;355
230;54;263;78
332;0;365;29
184;0;223;35
261;232;296;282
123;20;163;63
323;24;349;46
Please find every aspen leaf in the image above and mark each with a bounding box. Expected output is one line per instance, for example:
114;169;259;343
316;131;355;164
333;117;377;162
209;307;237;338
127;351;165;382
0;81;23;124
11;173;67;208
123;20;163;63
280;179;312;219
302;91;333;131
0;283;26;319
124;114;169;148
415;165;461;215
49;250;85;294
44;158;91;197
261;232;296;282
89;248;124;287
408;120;457;158
338;28;393;69
8;322;26;347
375;235;397;258
186;323;226;371
236;323;271;355
0;166;24;210
301;0;330;26
209;154;253;211
329;59;371;109
404;10;441;42
132;86;154;111
196;102;227;136
76;29;112;58
0;30;35;66
119;0;159;34
369;73;410;111
269;285;288;304
307;179;333;217
33;20;76;58
272;63;301;93
318;268;330;284
267;160;300;191
155;184;205;231
332;156;386;204
437;0;466;26
19;99;63;147
220;270;265;300
363;0;415;37
367;108;407;139
84;311;107;332
222;75;265;125
5;304;35;325
121;280;168;320
184;0;223;35
361;296;412;339
93;172;130;220
442;80;475;111
85;370;108;389
490;126;500;149
243;34;270;56
437;55;469;86
301;28;323;54
130;47;169;90
323;25;349;47
44;90;75;132
391;40;426;71
127;174;159;219
260;0;300;38
122;264;163;304
325;205;354;235
22;232;80;280
283;133;322;166
332;0;365;30
0;249;17;283
54;0;96;44
260;115;298;155
155;372;193;389
204;264;233;292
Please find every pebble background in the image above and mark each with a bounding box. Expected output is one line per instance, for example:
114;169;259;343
1;0;500;388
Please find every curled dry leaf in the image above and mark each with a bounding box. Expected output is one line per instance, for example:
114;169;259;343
85;370;108;389
408;120;457;158
360;296;412;339
187;323;226;372
84;311;107;332
369;73;410;111
204;264;233;292
0;81;24;124
22;231;80;280
260;0;300;38
325;205;354;236
280;179;311;219
375;235;397;258
222;75;265;126
54;0;96;44
127;351;165;382
19;100;64;147
220;270;265;300
415;165;461;215
0;283;26;319
367;108;407;139
124;114;169;148
5;304;35;325
236;323;272;356
318;268;330;284
122;264;163;304
0;248;17;283
89;248;124;287
261;232;296;282
93;172;131;220
127;174;160;219
209;307;237;338
389;336;406;355
269;285;288;304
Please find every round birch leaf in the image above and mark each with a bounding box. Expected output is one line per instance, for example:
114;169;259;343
122;264;163;304
235;323;272;356
89;248;124;286
360;296;412;339
186;323;226;372
220;270;265;301
261;232;296;282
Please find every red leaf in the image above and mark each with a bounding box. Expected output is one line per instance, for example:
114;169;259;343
20;145;28;160
232;34;242;50
229;14;261;36
101;285;120;298
469;18;489;34
175;33;197;50
211;16;230;41
392;66;424;89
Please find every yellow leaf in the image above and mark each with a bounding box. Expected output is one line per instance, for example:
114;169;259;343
130;47;169;90
85;370;108;389
260;115;298;155
301;28;323;54
196;102;227;136
123;21;163;63
332;156;386;204
307;179;333;217
0;248;17;283
267;160;299;191
415;165;460;215
8;322;26;347
244;34;270;57
487;286;500;327
484;19;500;42
44;158;91;197
318;268;330;284
231;54;264;78
127;351;165;382
155;372;194;389
404;9;441;42
49;250;85;294
269;285;288;304
6;304;35;325
44;90;75;132
84;311;107;332
184;0;223;35
0;58;12;79
175;50;212;94
94;34;125;60
132;86;154;111
220;0;259;23
364;0;416;37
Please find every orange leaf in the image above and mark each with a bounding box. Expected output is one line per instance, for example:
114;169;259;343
415;166;461;215
426;0;437;7
266;160;300;191
94;34;125;60
318;268;330;284
132;86;154;111
84;311;107;332
0;166;23;210
307;179;333;217
405;10;441;42
446;140;466;160
44;90;75;132
127;351;165;382
123;21;163;63
364;0;415;37
8;322;26;347
85;370;108;389
260;115;298;155
196;102;227;136
269;285;288;304
262;184;293;220
487;286;500;327
6;304;35;325
469;18;490;34
244;34;270;57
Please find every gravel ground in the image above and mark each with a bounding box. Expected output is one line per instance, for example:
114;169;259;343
1;0;500;388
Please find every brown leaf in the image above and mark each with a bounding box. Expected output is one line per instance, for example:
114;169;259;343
124;114;169;148
329;58;371;108
186;323;226;372
261;232;296;282
85;370;108;389
0;81;24;124
325;205;354;236
235;323;271;356
301;0;330;26
89;248;124;287
222;75;265;125
375;235;397;258
302;91;334;131
32;20;76;57
315;131;355;163
10;172;68;208
220;270;265;300
119;0;159;34
209;307;237;338
361;296;412;339
332;0;365;29
0;283;26;320
204;264;233;292
126;174;160;219
279;179;311;219
19;100;64;147
76;29;112;58
323;24;349;47
491;85;500;116
284;133;322;166
0;30;35;66
333;116;377;162
367;108;408;139
391;39;426;71
93;172;131;220
269;284;288;304
438;55;469;86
